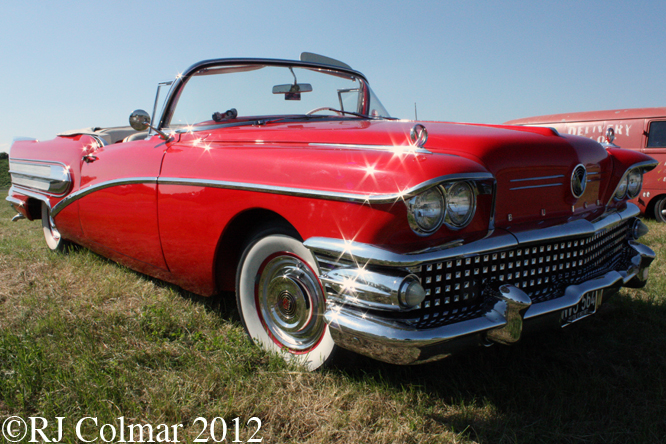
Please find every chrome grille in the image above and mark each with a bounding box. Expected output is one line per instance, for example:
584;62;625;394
414;219;631;328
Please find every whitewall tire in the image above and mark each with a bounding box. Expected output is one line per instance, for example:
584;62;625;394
236;232;336;371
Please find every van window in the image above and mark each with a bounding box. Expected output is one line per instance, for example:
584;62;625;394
647;121;666;148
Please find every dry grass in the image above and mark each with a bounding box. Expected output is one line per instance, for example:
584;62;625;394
1;202;666;443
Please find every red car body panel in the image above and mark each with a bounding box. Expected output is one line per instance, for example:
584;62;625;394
506;107;666;217
9;118;653;295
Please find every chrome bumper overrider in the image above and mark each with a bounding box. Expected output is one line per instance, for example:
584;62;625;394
304;204;654;365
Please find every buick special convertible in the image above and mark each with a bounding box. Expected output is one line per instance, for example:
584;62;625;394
7;53;657;370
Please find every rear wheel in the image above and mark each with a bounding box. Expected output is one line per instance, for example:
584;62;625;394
41;202;69;251
235;228;336;370
653;197;666;223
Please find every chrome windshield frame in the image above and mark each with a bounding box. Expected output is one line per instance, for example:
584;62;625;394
157;58;372;131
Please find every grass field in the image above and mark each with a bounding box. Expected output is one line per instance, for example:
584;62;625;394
1;202;665;443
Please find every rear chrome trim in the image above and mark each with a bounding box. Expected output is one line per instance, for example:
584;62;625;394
9;159;71;196
6;194;24;208
6;186;52;210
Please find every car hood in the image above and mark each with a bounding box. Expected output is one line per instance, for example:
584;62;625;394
197;119;612;228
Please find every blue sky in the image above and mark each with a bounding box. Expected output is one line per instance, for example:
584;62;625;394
1;0;664;153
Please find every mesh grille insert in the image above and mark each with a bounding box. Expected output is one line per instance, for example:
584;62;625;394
413;219;631;328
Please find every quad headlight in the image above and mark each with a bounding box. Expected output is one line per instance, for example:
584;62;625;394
407;187;445;235
614;168;643;200
626;169;643;198
407;181;477;236
614;175;628;200
446;181;476;227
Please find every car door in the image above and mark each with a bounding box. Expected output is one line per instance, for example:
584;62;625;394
78;136;170;270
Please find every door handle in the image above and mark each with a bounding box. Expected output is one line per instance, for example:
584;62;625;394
83;154;99;163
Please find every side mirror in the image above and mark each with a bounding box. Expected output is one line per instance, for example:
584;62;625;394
129;109;170;140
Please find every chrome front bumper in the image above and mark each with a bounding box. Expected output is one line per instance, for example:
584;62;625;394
304;204;654;365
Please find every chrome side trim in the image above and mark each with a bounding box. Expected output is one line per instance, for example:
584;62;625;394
46;173;495;217
304;204;641;268
510;183;562;191
509;174;565;191
309;142;431;154
9;159;71;196
510;175;564;182
157;173;494;204
51;177;158;217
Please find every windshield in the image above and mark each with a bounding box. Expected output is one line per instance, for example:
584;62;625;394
165;64;390;128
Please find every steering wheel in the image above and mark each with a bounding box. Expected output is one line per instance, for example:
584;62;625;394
306;107;344;116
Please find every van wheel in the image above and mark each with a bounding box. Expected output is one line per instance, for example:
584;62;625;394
653;197;666;223
235;226;338;370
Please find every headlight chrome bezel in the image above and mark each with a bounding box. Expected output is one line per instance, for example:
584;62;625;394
444;181;477;228
614;167;644;201
406;186;446;236
614;175;629;200
626;169;643;199
406;180;478;236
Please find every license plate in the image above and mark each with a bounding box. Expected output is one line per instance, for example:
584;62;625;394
561;290;602;326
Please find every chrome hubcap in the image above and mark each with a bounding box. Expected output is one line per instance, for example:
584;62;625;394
256;254;325;351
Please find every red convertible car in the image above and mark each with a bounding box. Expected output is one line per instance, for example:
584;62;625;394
7;54;657;370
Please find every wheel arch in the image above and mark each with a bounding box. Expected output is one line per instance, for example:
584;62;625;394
213;208;301;293
25;197;45;220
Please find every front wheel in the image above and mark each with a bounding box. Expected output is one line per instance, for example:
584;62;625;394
236;231;336;370
653;197;666;223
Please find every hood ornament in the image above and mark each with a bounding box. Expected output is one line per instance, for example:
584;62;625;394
571;164;587;198
410;124;428;148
